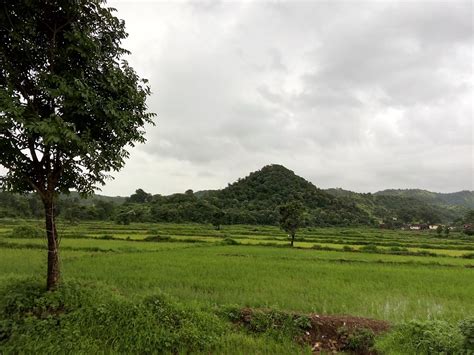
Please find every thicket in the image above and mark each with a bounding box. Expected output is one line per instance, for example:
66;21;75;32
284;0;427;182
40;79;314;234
375;319;474;354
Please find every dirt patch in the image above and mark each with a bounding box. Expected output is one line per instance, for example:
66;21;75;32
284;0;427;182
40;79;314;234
233;308;390;354
308;314;390;354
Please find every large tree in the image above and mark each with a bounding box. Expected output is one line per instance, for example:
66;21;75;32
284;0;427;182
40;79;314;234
0;0;155;290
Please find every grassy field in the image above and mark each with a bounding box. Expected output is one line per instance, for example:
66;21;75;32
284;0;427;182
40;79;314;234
1;220;473;319
1;220;473;353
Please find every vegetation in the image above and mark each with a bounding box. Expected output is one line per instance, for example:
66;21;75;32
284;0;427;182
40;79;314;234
0;220;473;353
2;165;470;231
0;0;154;289
375;320;469;354
279;201;305;246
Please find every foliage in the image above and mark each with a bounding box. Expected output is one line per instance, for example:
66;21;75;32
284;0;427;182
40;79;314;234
0;279;226;353
337;326;375;353
0;166;469;228
375;320;464;354
223;307;311;340
459;317;474;351
279;200;305;246
9;225;43;239
0;0;155;196
0;0;154;289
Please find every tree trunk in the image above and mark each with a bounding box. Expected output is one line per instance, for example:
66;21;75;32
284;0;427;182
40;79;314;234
291;233;295;247
43;196;60;290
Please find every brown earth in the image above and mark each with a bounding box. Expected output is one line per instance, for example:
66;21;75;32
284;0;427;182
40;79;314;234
235;308;391;354
307;314;390;354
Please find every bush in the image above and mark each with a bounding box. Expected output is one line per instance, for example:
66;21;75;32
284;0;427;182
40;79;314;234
9;225;44;238
375;320;463;354
0;279;226;353
459;317;474;351
222;307;311;340
338;326;375;353
221;238;240;245
360;244;378;252
143;235;171;242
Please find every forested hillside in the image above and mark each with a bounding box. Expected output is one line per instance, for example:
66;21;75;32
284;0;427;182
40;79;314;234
375;189;474;209
1;165;471;226
325;188;463;225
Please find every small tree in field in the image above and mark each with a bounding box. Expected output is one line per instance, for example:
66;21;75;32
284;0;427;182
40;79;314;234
444;226;450;237
0;1;155;290
436;225;443;236
278;201;304;247
211;209;226;230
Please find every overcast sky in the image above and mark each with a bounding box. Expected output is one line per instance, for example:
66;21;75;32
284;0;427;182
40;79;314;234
101;0;471;195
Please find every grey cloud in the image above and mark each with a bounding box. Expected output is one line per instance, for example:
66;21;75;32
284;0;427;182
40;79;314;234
99;0;473;196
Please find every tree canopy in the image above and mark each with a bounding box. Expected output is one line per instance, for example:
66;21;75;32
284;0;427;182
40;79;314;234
278;201;305;247
0;0;155;289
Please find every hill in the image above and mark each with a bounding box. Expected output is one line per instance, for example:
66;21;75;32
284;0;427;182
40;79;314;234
325;188;466;224
1;165;471;226
375;189;474;209
208;165;373;226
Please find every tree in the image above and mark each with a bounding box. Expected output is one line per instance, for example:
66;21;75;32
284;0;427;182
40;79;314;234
436;225;443;236
278;201;304;247
444;226;450;237
128;188;152;204
211;209;226;230
0;1;155;290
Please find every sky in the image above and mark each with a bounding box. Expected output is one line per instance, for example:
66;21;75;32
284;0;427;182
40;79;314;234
44;1;474;195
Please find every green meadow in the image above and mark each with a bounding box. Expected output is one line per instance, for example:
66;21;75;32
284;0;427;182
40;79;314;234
1;220;473;353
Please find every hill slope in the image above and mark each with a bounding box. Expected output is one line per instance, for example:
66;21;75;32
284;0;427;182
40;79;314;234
325;188;467;224
375;189;474;209
209;165;373;226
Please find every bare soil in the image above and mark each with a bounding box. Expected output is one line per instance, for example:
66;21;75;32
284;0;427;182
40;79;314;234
307;314;390;354
235;308;390;354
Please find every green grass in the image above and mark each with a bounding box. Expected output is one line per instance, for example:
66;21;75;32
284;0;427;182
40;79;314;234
1;219;473;353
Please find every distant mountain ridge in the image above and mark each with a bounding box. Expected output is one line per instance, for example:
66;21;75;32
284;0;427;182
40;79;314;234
1;164;471;225
374;189;474;209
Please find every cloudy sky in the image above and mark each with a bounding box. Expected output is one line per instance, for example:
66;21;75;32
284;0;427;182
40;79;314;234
101;0;472;196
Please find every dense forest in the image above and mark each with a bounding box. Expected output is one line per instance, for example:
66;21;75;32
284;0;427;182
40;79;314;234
1;165;472;227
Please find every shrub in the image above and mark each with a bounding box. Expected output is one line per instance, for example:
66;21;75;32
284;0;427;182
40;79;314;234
221;238;240;245
360;244;378;252
9;225;43;239
98;234;115;240
223;308;311;340
375;320;463;354
459;317;474;351
338;326;375;353
0;279;226;353
143;235;171;242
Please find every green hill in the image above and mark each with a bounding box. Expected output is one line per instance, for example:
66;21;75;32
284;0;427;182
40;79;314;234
1;165;471;226
210;165;373;226
325;188;467;224
375;189;474;209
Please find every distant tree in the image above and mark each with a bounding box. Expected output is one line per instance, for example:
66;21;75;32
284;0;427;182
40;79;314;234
95;200;116;220
278;201;304;247
0;1;154;290
115;209;133;225
444;226;450;237
463;210;474;224
436;225;443;236
128;188;152;204
211;209;226;230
